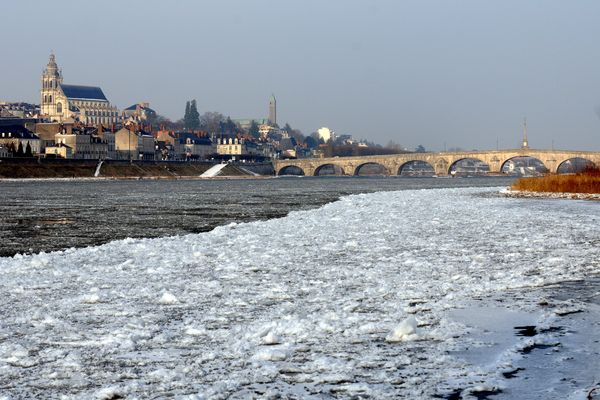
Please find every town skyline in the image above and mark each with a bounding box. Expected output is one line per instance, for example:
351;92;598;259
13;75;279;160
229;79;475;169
2;0;600;151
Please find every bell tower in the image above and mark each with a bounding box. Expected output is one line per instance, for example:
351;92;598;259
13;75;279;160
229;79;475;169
268;94;277;126
41;52;63;119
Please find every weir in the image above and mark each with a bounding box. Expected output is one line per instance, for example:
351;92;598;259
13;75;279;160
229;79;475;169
93;160;104;177
200;163;228;177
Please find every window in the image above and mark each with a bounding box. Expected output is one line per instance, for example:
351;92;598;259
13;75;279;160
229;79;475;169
56;102;62;113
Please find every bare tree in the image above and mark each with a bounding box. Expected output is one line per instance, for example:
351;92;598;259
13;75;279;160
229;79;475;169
200;112;225;134
385;140;405;152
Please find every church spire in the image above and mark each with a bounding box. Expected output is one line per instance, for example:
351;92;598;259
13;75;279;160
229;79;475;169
521;117;529;149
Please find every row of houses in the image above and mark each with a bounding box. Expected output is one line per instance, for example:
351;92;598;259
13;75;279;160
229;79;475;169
0;121;272;161
155;132;267;161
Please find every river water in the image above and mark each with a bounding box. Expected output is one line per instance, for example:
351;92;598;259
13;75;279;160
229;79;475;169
1;176;599;399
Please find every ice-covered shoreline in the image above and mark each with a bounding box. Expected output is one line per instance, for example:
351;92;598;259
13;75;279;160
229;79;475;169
501;188;600;201
1;187;599;399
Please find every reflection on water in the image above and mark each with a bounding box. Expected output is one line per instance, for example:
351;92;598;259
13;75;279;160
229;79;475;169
0;176;515;257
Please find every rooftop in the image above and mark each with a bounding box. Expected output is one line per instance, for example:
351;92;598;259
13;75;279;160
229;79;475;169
0;125;39;140
61;84;108;101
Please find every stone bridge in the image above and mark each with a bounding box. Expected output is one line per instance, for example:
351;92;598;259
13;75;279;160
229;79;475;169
273;149;600;176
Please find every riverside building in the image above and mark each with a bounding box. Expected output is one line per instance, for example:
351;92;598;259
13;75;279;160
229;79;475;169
0;125;41;155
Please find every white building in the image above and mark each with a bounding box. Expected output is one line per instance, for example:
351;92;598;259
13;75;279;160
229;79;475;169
216;138;259;158
317;127;334;143
54;128;107;159
173;133;214;160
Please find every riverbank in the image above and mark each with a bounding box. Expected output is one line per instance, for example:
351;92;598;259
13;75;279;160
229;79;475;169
0;175;274;183
0;158;273;179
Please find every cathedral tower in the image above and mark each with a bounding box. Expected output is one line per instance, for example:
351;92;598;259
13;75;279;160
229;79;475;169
38;53;119;125
268;94;277;126
41;53;63;118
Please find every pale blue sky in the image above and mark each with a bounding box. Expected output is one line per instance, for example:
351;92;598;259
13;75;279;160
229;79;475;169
2;0;600;151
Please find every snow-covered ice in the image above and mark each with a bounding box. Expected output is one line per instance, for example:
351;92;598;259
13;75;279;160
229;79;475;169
385;315;419;342
0;187;599;398
158;291;179;305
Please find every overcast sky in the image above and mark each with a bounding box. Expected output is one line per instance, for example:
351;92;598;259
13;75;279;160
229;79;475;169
2;0;600;151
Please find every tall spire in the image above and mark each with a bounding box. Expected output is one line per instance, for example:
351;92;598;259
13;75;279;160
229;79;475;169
521;117;529;149
268;94;277;126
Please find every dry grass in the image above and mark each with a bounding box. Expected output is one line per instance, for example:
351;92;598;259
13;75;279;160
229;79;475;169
511;167;600;194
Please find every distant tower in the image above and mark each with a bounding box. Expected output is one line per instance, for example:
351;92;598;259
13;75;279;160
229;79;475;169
268;94;277;126
41;52;63;119
521;117;529;149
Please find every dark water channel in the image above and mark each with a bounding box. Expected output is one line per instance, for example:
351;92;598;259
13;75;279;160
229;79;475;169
0;176;515;257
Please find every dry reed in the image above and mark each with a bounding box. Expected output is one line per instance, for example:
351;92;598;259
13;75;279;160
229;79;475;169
511;167;600;194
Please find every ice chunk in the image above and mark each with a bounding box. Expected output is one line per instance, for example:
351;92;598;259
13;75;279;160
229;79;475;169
185;327;206;336
83;293;100;304
386;316;419;342
262;331;281;345
255;348;288;361
159;291;179;304
95;386;124;400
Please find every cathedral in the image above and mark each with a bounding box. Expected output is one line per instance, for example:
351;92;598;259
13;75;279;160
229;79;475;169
40;53;120;126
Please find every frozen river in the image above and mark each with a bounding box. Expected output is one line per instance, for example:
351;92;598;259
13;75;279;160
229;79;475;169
0;176;513;257
1;179;599;399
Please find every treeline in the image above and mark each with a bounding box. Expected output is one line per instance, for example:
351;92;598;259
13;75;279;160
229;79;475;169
318;144;412;157
4;142;33;157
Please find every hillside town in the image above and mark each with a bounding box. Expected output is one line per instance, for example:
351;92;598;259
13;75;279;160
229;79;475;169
0;54;407;163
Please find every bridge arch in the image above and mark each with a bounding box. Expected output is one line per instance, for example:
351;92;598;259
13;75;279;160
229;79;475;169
354;162;390;176
314;164;345;176
278;165;305;176
448;158;490;176
556;157;596;174
398;160;435;176
501;156;548;175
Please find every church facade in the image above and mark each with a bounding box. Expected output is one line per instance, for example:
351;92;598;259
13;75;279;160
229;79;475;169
40;53;120;126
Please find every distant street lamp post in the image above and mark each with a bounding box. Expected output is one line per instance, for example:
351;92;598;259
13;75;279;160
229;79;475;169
129;126;132;163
